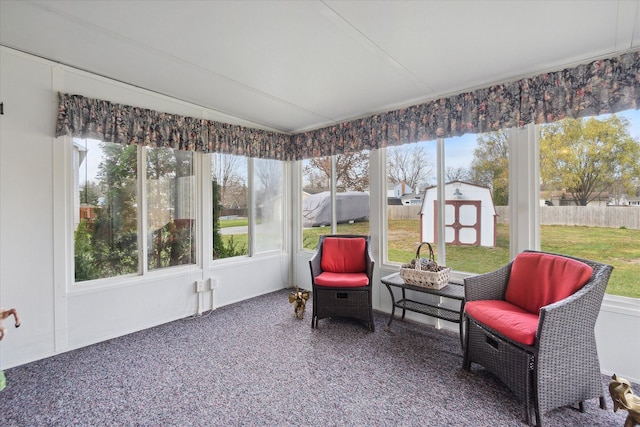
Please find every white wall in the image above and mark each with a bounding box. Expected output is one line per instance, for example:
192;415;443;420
0;47;289;369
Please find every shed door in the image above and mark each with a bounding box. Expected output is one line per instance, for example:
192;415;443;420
435;200;481;246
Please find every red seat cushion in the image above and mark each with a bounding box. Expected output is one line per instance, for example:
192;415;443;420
320;237;367;273
505;252;593;314
314;272;370;288
465;300;539;346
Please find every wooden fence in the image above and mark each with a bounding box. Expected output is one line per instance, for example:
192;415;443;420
496;206;640;230
389;205;640;230
387;205;422;220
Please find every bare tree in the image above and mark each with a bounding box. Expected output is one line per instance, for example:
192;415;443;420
254;159;283;222
387;145;433;193
445;166;471;183
255;159;282;199
303;156;330;190
211;154;245;208
304;152;369;192
336;152;368;191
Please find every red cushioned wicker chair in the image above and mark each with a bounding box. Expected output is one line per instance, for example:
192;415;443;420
462;250;613;426
309;235;375;331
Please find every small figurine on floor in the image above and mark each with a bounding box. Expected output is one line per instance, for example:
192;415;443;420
1;307;21;392
609;374;640;427
288;287;310;320
0;307;20;342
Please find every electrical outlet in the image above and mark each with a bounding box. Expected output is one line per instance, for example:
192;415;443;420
195;280;205;292
210;277;219;290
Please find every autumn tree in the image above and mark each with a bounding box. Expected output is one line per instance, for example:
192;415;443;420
303;156;330;191
303;152;369;192
470;130;509;205
540;115;640;206
386;145;433;193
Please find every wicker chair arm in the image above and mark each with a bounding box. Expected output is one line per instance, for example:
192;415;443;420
463;262;512;302
365;243;375;282
309;249;322;280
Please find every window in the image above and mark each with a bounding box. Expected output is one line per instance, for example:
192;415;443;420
443;133;510;273
301;152;370;250
211;153;248;259
386;142;434;264
335;151;370;236
301;156;331;250
385;133;510;274
539;110;640;298
254;158;284;253
146;147;196;270
73;139;138;282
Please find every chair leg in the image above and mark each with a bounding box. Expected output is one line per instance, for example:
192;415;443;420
534;407;542;427
462;349;471;370
462;317;471;370
599;395;607;410
525;369;532;426
530;356;541;427
579;401;584;412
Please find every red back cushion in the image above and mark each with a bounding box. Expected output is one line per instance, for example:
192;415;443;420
320;237;367;274
505;252;593;314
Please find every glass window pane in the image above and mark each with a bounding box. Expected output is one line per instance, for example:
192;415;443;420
301;156;330;250
386;142;434;264
335;151;370;236
73;139;138;282
539;111;640;298
444;132;510;273
211;153;248;259
254;158;284;253
146;147;196;270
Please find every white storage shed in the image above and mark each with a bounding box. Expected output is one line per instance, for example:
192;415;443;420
421;181;497;247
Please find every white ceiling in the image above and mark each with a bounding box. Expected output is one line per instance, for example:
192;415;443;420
1;0;640;133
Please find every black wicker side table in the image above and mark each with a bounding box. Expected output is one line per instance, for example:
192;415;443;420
381;272;465;349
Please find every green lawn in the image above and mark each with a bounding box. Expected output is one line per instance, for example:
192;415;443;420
222;218;640;298
219;218;248;228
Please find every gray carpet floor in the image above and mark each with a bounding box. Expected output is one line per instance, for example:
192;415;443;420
0;288;635;426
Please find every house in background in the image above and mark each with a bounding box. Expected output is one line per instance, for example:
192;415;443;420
387;180;421;205
542;189;611;207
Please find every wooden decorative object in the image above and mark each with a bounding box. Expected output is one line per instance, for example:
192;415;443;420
610;374;640;427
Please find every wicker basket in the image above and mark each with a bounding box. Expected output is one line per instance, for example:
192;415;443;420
400;242;451;290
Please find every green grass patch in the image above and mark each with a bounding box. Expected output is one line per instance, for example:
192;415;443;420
302;220;640;298
219;218;248;228
540;225;640;298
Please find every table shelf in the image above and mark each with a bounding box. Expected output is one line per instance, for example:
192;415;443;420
381;272;466;350
395;298;461;323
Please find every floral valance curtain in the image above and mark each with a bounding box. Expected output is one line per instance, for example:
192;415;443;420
55;94;293;160
56;51;640;161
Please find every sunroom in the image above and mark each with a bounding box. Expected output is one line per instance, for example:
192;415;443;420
1;0;639;405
